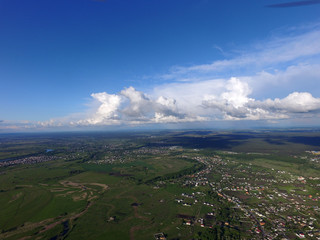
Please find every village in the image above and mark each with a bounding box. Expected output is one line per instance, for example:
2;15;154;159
81;144;320;239
0;154;60;167
85;145;320;239
166;153;320;239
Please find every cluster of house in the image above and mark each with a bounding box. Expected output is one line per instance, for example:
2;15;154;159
0;155;59;167
305;151;320;165
167;153;320;239
87;146;174;165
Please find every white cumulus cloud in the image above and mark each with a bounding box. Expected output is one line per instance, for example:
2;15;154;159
73;87;203;126
74;78;320;125
249;92;320;113
202;78;320;120
78;92;122;125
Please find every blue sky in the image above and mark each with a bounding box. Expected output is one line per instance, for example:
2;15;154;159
1;0;320;131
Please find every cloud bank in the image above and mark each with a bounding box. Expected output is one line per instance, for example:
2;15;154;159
203;78;320;120
45;86;203;128
2;23;320;131
34;77;320;129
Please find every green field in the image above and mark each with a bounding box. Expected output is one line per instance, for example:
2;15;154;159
0;130;319;239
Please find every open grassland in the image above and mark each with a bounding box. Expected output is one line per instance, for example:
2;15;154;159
0;139;199;239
